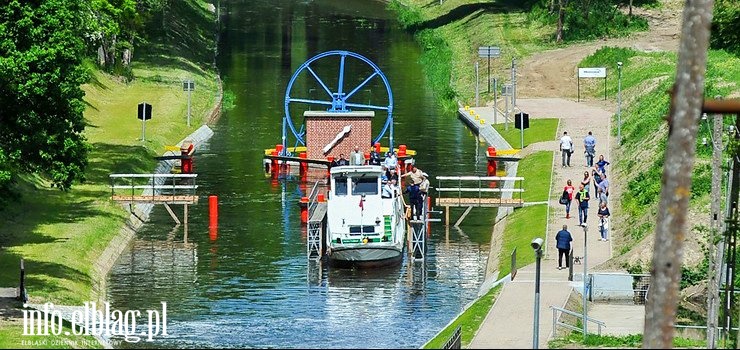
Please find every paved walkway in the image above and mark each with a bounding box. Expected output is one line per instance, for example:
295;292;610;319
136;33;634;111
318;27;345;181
589;304;646;336
469;98;627;348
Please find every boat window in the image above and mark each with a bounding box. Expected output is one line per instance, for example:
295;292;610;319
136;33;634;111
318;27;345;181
352;176;378;195
334;176;348;196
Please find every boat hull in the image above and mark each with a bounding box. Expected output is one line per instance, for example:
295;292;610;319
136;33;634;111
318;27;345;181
328;245;403;268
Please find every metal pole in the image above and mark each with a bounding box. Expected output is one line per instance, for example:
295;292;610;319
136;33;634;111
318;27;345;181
512;58;516;109
475;62;480;107
724;117;740;347
520;113;525;150
187;88;192;127
505;89;509;131
583;224;588;338
707;106;724;349
142;116;146;141
617;63;622;143
494;78;498;124
488;53;491;94
534;247;542;349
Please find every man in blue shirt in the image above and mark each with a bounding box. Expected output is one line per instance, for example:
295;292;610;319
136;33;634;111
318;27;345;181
555;225;573;270
583;131;596;167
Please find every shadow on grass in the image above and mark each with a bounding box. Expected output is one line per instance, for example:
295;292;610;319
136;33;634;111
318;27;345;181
411;0;537;31
85;143;155;185
137;0;216;72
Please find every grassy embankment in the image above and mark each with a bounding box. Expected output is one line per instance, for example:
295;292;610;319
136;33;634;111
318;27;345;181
0;0;219;347
493;118;559;149
389;0;555;110
548;332;707;348
422;285;502;349
578;47;739;279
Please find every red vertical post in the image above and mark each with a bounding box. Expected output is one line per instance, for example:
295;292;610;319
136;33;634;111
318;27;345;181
271;150;279;176
326;156;334;178
209;195;218;229
374;142;381;154
300;197;309;223
299;152;308;181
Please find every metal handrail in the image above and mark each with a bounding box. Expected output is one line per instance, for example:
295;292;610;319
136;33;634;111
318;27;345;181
110;174;197;178
551;306;605;336
307;181;321;219
436;176;524;181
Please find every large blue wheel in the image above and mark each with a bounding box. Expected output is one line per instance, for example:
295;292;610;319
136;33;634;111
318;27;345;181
282;50;394;155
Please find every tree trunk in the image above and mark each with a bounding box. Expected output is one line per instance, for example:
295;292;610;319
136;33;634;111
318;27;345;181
642;0;715;348
556;0;566;43
629;0;633;16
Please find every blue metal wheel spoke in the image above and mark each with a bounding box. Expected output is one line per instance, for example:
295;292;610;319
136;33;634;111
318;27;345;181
306;66;334;99
289;98;334;106
344;102;389;111
337;54;346;96
344;72;379;102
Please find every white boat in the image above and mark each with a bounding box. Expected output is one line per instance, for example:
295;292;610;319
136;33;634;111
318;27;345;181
325;165;407;267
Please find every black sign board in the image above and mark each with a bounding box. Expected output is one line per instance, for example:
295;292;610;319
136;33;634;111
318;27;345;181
137;102;152;120
515;112;529;130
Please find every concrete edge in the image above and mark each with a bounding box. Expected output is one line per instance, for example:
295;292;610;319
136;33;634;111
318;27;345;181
90;124;216;305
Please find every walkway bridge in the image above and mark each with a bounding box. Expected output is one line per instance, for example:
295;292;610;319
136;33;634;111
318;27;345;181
435;176;524;226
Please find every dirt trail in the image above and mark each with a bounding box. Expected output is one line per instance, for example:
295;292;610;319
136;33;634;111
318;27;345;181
517;0;682;99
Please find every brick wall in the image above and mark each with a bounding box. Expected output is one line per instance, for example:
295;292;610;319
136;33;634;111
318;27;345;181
306;117;372;160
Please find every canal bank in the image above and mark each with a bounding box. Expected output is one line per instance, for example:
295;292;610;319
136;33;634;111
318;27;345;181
0;1;222;347
105;0;497;348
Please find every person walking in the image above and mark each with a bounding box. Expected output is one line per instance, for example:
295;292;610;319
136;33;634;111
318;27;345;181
597;174;609;197
595;154;610;175
580;171;592;196
559;131;574;167
555;225;573;270
597;202;611;241
575;184;590;227
562;179;576;219
583;131;596;167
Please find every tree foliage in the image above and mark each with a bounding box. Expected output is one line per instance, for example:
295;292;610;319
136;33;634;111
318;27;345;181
0;0;90;190
710;0;740;55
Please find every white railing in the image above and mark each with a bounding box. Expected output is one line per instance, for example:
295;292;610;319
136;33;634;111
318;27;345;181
109;173;198;200
435;176;524;206
551;306;605;336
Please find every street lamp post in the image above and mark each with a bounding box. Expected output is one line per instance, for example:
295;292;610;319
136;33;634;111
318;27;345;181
532;237;544;349
617;62;623;143
582;223;589;338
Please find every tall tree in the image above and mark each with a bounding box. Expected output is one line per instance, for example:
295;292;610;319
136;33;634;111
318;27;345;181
643;0;715;347
0;0;90;190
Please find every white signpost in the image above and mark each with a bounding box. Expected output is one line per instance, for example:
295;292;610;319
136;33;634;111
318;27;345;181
577;67;607;102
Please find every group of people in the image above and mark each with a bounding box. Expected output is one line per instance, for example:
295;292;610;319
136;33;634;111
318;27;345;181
556;130;613;270
334;145;429;220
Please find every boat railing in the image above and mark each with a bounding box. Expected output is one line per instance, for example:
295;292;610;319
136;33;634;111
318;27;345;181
307;181;321;215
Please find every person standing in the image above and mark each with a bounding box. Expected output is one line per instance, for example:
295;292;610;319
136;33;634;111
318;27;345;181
575;184;590;227
563;179;576;219
597;174;609;197
595;155;611;175
555;225;573;270
580;171;592;196
349;146;364;166
583;131;596;167
383;151;397;170
559;131;574;167
597;202;611;241
368;147;381;166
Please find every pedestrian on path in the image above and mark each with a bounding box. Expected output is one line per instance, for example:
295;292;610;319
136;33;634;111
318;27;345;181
562;179;575;219
575;184;590;226
583;131;596;167
597;187;608;206
559;131;573;167
555;225;573;270
597;174;609;197
595;154;610;175
580;171;591;196
597;202;611;241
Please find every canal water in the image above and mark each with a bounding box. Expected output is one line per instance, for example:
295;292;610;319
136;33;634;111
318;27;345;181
106;0;498;348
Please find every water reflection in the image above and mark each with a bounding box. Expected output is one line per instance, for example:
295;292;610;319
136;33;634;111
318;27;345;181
107;0;498;348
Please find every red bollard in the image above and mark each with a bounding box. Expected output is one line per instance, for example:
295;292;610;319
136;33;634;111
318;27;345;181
486;146;497;177
326;156;334;177
271;150;279;176
374;142;381;154
398;144;407;157
300;197;309;223
209;226;218;242
317;193;325;202
299;152;308;181
275;144;284;155
209;195;218;229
